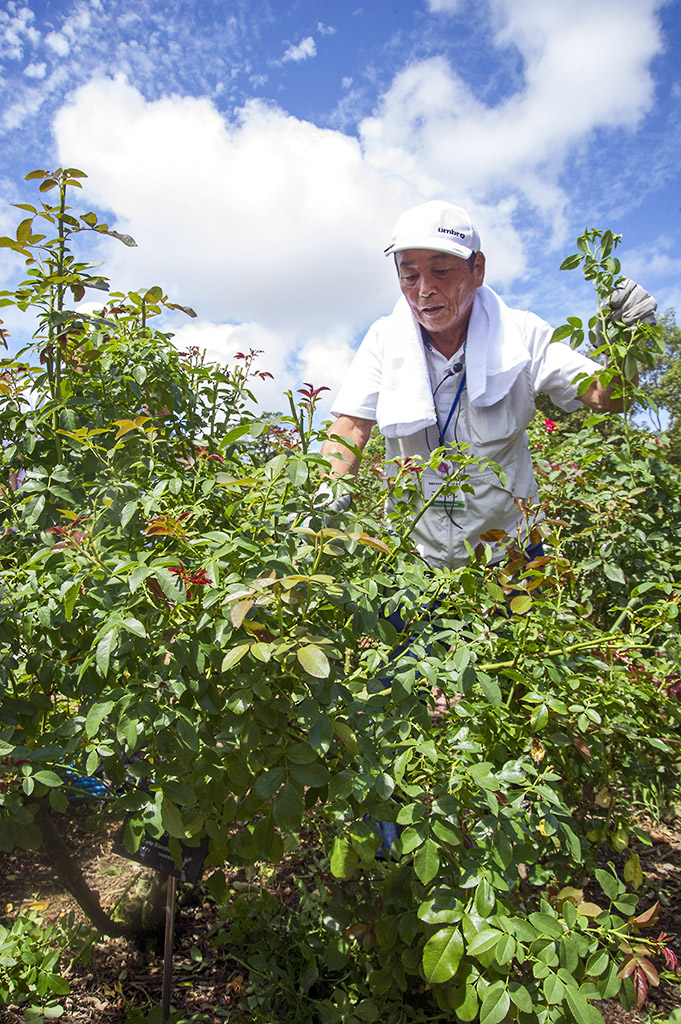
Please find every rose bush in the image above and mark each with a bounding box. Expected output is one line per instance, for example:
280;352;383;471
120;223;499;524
0;174;679;1023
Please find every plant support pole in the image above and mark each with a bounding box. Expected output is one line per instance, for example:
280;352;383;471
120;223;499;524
161;874;177;1023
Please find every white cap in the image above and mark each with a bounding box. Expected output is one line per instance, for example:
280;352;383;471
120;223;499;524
384;200;480;259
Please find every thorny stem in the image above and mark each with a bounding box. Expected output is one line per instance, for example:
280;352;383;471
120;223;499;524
481;638;652;672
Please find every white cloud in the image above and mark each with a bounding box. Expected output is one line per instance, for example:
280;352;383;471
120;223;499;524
425;0;463;11
620;239;681;299
52;76;413;409
2;66;69;132
167;319;355;417
282;36;317;63
0;4;37;60
45;31;70;57
61;5;93;40
24;62;46;79
361;0;662;254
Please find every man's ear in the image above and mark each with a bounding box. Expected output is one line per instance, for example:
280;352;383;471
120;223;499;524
473;251;485;286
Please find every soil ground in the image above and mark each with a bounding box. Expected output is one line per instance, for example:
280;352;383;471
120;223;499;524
1;804;680;1024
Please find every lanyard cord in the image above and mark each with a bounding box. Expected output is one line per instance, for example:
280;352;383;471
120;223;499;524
434;371;467;447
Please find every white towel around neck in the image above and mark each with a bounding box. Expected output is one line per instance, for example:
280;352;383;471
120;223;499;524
375;285;530;438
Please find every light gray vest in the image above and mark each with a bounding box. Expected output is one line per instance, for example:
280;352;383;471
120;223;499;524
384;364;538;568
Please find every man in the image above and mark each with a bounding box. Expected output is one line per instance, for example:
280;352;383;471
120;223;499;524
321;200;655;568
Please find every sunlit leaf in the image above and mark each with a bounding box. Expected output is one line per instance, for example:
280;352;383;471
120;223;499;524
297;644;330;678
221;645;251;672
422;927;463;984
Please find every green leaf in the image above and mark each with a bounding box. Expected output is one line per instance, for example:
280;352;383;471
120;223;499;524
46;973;70;996
161;797;186;839
467;927;502;956
565;985;601;1024
309;714;333;755
96;629;117;677
62;580;80;622
250;641;272;662
451;980;478;1021
494;933;516;965
530;704;549;731
422;927;464;984
155;567;186;603
585;949;610;977
595;868;620;902
85;700;115;739
286;459;309;486
623;851;643;890
478;673;502;707
543;974;565;1004
162;780;196;806
479;982;510;1024
289;762;330;788
273;782;303;831
33;770;62;788
559;253;583;270
624;352;638;380
414;838;440;885
510;594;532;615
400;823;427;854
508;982;532;1013
551;325;575;344
348;820;379;863
333;721;359;755
16;218;33;245
529;912;563;939
474;878;496;917
297;644;330;678
221;644;251;671
330;835;359;880
603;563;625;584
129;564;150;592
121;616;146;638
121;500;138;528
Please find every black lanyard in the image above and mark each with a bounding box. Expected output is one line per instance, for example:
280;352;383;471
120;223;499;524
434;371;467;447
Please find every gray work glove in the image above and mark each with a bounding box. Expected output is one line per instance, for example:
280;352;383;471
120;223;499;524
285;483;352;531
606;277;657;328
312;482;352;516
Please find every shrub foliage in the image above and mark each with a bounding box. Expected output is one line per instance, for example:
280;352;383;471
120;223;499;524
0;172;680;1023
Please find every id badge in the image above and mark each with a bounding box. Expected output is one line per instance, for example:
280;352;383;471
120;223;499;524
422;461;466;509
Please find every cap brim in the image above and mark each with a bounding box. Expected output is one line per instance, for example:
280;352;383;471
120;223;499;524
384;237;475;259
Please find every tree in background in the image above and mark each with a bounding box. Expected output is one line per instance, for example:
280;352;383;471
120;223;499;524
640;309;681;463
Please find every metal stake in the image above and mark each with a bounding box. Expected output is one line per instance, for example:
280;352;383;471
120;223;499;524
161;874;177;1023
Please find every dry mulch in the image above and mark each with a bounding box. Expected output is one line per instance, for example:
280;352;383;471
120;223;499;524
1;805;681;1023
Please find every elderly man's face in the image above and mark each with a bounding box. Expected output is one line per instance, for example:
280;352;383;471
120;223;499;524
396;248;485;352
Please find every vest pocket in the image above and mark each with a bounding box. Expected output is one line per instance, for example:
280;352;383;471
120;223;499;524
467;399;516;446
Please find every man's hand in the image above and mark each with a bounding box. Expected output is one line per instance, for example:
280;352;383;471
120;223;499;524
581;278;657;413
599;278;657;340
608;277;657;327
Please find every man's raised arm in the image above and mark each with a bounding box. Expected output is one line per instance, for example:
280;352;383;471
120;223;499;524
321;415;375;477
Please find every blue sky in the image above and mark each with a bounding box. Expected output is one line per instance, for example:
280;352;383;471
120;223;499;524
1;0;680;413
